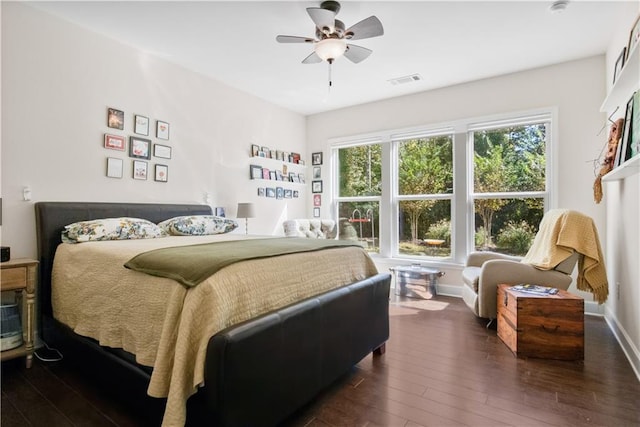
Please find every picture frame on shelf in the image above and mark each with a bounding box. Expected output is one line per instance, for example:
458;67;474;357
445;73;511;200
250;164;263;180
251;144;259;156
107;107;124;130
293;190;299;198
627;15;640;60
106;157;123;178
154;164;168;182
284;189;292;199
613;47;626;85
313;194;321;206
262;168;271;180
631;90;639;159
129;137;151;159
289;172;298;183
617;95;634;167
153;144;172;159
276;187;284;200
258;188;265;197
313;207;320;218
269;170;277;180
298;173;305;183
133;160;148;180
156;120;170;140
134;115;149;136
312;152;323;165
313;166;321;179
312;180;323;193
266;187;276;198
104;134;126;151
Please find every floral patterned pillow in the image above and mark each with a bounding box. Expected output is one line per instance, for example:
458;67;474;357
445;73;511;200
158;215;238;236
62;217;167;243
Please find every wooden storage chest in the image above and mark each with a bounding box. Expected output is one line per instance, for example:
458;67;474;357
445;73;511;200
497;284;584;360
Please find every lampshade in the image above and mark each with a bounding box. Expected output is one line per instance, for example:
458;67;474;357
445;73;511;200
315;38;347;62
236;203;255;219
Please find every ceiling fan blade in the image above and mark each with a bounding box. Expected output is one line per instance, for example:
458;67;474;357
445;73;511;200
344;44;372;63
276;35;315;44
307;7;336;33
302;51;323;64
345;16;384;40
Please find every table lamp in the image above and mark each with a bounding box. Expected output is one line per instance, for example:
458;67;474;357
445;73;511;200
236;202;255;235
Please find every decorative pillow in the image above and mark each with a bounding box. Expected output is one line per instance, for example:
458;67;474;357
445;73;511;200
62;217;167;243
158;215;238;236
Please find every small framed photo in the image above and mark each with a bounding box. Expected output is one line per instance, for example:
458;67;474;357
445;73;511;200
312;180;323;193
293;190;299;198
269;170;277;180
298;159;305;166
312;152;323;165
262;168;271;180
250;164;263;179
257;188;265;197
107;107;124;130
313;166;321;179
155;164;168;182
129;137;151;159
156;120;170;140
284;189;292;199
298;173;305;184
261;146;270;156
289;172;298;183
215;207;226;217
266;187;276;198
313;194;321;206
134;115;149;136
613;47;626;84
106;157;123;178
104;134;126;151
251;144;259;156
627;15;640;60
153;144;172;159
133;160;148;180
313;207;320;218
276;187;284;200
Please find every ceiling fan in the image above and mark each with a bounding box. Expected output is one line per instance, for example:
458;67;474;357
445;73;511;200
276;1;384;67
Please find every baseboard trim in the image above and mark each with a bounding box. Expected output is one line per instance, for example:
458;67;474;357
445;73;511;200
604;306;640;382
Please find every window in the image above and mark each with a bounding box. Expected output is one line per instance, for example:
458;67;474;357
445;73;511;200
332;111;552;262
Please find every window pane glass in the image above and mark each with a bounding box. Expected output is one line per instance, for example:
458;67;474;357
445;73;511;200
398;199;451;258
338;144;382;197
398;136;453;195
473;124;546;193
337;201;379;253
474;198;544;256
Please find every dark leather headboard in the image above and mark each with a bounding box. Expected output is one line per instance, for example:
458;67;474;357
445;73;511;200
34;202;212;318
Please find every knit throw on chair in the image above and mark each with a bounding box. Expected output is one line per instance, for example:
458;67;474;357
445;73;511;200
522;209;608;303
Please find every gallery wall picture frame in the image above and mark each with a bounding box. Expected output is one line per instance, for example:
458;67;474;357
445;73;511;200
154;164;168;182
251;144;259;156
313;194;321;206
313;207;320;218
262;168;271;180
284;189;292;199
266;187;276;198
293;190;299;198
104;134;126;151
298;173;305;183
312;180;323;193
613;47;626;85
106;157;123;178
129;137;151;159
156;120;170;140
313;166;321;179
257;188;265;197
627;14;640;60
134;115;149;136
133;160;148;180
153;144;172;159
107;107;124;130
311;152;323;165
250;164;263;179
276;187;284;200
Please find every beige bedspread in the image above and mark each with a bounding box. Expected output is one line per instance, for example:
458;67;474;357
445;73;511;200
52;234;378;426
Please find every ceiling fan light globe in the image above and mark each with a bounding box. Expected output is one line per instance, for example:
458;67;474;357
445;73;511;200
315;38;347;61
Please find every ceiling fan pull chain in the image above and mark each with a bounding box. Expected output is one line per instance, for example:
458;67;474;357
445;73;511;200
328;61;333;91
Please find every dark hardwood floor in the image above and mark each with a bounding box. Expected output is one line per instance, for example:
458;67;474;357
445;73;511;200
2;295;639;426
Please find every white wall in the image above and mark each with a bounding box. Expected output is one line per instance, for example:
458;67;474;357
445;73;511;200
602;4;640;379
1;3;307;259
307;56;607;295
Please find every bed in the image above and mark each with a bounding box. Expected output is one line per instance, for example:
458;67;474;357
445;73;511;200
35;201;390;426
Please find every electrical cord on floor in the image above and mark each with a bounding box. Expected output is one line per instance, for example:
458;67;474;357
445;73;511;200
34;341;63;362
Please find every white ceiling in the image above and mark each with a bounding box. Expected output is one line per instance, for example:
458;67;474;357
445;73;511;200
29;1;635;116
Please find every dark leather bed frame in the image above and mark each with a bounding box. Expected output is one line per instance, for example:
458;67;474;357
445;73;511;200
35;202;390;426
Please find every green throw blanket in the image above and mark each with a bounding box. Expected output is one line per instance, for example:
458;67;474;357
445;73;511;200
124;237;363;288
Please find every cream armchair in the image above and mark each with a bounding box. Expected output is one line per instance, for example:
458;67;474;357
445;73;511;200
282;219;337;239
461;251;578;320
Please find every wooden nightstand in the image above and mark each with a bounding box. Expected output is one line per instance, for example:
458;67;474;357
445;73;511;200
1;258;38;368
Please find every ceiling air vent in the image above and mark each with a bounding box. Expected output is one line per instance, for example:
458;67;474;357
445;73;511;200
388;74;423;86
